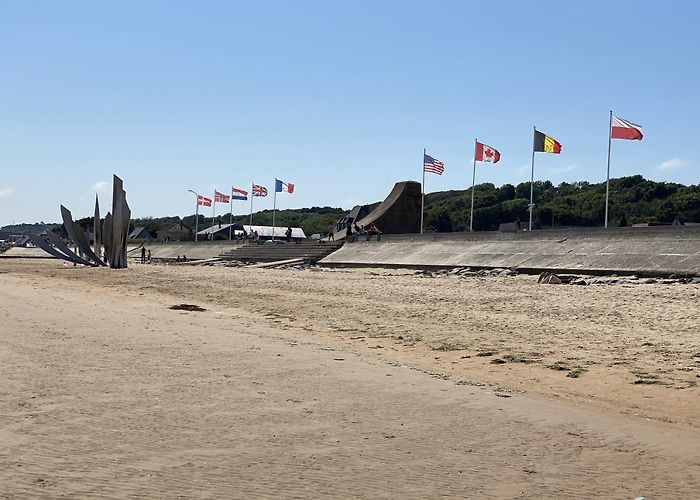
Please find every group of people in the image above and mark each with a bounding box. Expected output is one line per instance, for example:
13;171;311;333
328;222;381;242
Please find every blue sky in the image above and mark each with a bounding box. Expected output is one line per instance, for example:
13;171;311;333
1;0;698;227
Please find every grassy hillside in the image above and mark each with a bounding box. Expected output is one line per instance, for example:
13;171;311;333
424;175;700;231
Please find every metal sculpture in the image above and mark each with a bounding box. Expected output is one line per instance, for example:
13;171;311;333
107;175;131;268
35;175;131;268
29;234;92;266
45;230;94;265
60;205;105;266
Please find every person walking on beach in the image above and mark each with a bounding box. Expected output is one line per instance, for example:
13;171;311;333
147;249;151;262
140;246;146;264
328;224;334;241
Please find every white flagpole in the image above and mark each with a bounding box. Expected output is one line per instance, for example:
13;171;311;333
229;188;233;240
605;110;613;228
211;194;216;239
249;183;254;230
421;148;425;234
529;126;536;231
272;181;277;242
188;189;199;242
470;139;477;232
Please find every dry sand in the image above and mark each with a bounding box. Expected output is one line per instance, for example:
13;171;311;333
1;258;699;498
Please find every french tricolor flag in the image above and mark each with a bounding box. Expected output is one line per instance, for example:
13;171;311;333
275;179;295;194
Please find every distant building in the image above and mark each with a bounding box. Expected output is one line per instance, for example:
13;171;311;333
196;224;306;240
128;227;154;240
157;221;193;241
13;235;31;247
335;205;370;232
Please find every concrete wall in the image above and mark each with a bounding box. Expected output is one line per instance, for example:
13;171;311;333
143;241;242;260
320;226;700;277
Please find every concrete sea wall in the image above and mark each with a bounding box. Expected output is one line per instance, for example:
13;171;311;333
320;226;700;277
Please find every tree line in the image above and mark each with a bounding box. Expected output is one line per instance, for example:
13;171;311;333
423;175;700;232
3;176;698;238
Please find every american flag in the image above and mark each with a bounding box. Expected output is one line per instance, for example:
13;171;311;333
252;184;268;197
423;154;445;175
214;190;230;203
197;195;212;207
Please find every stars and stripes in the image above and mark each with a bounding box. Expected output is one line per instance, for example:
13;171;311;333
231;187;248;200
214;190;230;203
197;195;212;207
423;153;445;175
252;184;268;197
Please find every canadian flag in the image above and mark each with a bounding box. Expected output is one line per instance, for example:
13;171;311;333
611;115;643;141
475;141;501;163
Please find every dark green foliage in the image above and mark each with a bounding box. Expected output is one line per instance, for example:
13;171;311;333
423;176;699;231
0;222;60;236
3;177;698;237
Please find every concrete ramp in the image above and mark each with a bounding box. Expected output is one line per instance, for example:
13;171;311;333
320;226;700;277
354;180;422;235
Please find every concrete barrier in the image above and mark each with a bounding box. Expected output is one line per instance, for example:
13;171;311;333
320;226;700;277
143;241;243;260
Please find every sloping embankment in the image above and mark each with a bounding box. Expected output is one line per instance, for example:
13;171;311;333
320;226;700;277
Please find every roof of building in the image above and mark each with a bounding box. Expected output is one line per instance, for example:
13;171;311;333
159;221;192;232
197;224;306;239
128;227;153;239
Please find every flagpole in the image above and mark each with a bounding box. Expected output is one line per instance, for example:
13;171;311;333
212;194;216;239
529;126;536;231
604;110;613;228
421;148;425;234
229;188;233;240
188;189;199;242
249;183;254;230
470;139;477;232
272;181;277;242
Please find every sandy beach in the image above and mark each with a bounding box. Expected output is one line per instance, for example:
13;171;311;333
1;258;699;498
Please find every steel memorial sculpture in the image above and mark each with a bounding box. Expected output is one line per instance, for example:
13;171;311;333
31;175;132;268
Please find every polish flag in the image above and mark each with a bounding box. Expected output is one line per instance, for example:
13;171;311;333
475;141;501;163
611;115;643;141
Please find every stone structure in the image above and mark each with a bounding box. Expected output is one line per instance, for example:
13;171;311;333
334;181;421;240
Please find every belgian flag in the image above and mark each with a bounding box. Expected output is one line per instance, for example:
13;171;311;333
533;130;562;154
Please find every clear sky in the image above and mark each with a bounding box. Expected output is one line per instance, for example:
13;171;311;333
1;0;698;227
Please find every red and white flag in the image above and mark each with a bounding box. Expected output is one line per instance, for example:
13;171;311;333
611;115;643;141
475;141;501;163
214;190;230;203
197;195;212;207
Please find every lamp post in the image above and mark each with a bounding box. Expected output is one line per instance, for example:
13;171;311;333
188;189;199;242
